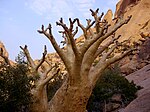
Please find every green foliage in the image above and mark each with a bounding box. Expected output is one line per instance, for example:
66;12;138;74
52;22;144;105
0;53;31;112
87;65;139;112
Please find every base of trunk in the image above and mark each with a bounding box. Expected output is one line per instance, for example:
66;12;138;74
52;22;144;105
48;82;92;112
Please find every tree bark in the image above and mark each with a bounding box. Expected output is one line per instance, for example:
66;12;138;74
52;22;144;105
30;86;49;112
48;79;92;112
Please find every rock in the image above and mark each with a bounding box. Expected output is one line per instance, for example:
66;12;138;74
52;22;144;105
120;59;138;75
121;64;150;112
0;41;9;57
111;94;122;102
0;41;9;64
103;9;113;24
115;0;140;17
114;0;150;43
138;37;150;61
106;102;121;112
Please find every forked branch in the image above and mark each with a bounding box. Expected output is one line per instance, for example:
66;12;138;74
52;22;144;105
38;24;71;71
80;15;132;55
20;45;35;68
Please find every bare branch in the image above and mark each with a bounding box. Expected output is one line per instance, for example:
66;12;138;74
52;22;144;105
86;19;95;31
76;18;88;39
35;45;47;71
69;18;76;32
20;45;35;68
90;48;136;86
38;24;71;71
100;44;117;62
105;48;136;66
94;35;121;58
90;8;102;33
73;27;78;37
98;12;104;22
57;18;80;57
41;68;60;86
80;15;132;55
56;18;69;33
42;63;58;79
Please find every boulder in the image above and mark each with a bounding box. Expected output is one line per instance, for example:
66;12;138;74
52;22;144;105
119;64;150;112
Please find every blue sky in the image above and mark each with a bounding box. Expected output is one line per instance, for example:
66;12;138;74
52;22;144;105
0;0;118;60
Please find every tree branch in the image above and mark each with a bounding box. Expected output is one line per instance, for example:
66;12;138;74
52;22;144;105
57;18;80;58
41;68;60;86
100;44;117;62
76;18;88;39
37;24;71;71
20;45;35;68
35;45;47;71
80;15;132;56
94;35;121;58
105;49;136;66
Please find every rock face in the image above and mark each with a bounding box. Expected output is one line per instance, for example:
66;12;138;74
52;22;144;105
113;1;150;111
120;64;150;112
103;9;113;24
115;0;150;43
115;0;139;17
114;0;150;75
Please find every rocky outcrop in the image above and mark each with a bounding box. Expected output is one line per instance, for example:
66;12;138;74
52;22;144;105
115;0;150;43
0;41;15;66
103;9;113;24
0;41;9;64
120;37;150;75
112;0;150;75
115;0;140;17
0;41;9;58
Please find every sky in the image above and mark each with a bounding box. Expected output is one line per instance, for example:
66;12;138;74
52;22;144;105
0;0;119;61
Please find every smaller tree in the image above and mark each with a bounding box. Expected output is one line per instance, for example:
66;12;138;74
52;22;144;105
0;50;31;112
20;45;59;112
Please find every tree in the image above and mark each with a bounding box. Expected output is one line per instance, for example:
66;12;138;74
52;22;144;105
0;51;31;112
0;45;59;112
36;8;135;112
20;45;59;112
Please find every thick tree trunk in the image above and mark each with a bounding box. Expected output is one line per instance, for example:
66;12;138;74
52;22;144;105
30;86;49;112
48;80;92;112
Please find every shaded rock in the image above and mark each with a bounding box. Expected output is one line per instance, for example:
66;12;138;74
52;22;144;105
138;37;150;61
111;94;122;102
106;103;121;112
120;64;150;112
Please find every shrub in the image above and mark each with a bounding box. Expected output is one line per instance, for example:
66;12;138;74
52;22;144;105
0;53;31;112
87;65;139;112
